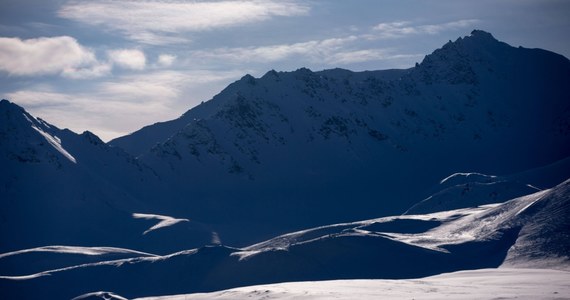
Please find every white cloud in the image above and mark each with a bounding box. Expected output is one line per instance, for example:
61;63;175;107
99;71;188;99
4;70;245;141
328;50;423;65
62;63;112;79
0;36;105;78
108;49;146;70
372;19;480;39
58;0;310;45
157;54;176;67
189;36;359;63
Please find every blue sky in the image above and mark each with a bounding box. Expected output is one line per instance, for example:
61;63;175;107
1;0;569;141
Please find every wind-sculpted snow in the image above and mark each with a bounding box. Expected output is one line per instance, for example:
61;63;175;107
0;246;157;277
405;173;540;214
502;179;570;270
132;213;190;235
1;178;568;299
73;291;128;300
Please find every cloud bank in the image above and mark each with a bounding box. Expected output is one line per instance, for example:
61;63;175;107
0;36;104;77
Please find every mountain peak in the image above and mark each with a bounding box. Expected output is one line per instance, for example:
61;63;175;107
81;130;105;146
0;99;25;114
240;74;257;85
469;29;497;41
0;99;37;130
413;29;512;84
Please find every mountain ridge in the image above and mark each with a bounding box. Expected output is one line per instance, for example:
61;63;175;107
2;28;570;300
2;29;570;253
108;29;570;233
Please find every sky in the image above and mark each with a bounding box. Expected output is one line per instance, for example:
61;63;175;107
1;0;569;141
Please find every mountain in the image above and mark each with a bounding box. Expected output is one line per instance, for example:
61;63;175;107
0;100;216;254
2;30;570;254
110;30;570;237
1;177;568;299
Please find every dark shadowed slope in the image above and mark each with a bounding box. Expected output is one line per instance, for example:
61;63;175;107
1;178;568;300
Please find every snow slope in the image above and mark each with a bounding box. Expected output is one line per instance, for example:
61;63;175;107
1;178;567;299
0;100;215;254
132;268;570;300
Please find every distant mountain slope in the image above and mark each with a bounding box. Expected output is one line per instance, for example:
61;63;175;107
1;177;568;300
0;100;215;254
110;30;570;232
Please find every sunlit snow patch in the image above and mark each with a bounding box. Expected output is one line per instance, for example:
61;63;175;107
0;246;156;259
72;291;128;300
133;213;189;234
439;172;497;184
131;268;570;300
29;122;76;163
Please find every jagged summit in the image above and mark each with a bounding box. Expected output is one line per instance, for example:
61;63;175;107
469;29;497;41
0;99;26;118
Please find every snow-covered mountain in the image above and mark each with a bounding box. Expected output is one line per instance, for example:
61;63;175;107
1;30;570;299
3;29;570;252
0;100;216;254
108;30;570;239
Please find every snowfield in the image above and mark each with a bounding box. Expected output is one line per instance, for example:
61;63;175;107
1;179;568;299
135;268;570;300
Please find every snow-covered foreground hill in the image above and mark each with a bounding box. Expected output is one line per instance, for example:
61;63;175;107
1;178;568;299
133;268;570;300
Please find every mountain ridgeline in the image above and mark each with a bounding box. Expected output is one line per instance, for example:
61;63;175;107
2;30;570;253
111;30;570;231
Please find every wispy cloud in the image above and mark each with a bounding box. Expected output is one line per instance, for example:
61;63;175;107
0;36;107;78
186;35;421;66
4;70;245;141
157;54;176;67
328;50;423;65
99;71;191;99
184;19;476;67
188;36;359;63
58;0;310;45
371;19;479;39
61;63;112;79
108;49;147;70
